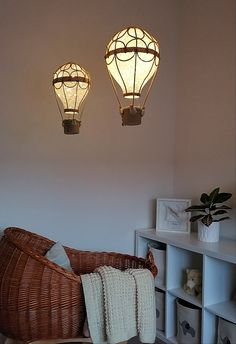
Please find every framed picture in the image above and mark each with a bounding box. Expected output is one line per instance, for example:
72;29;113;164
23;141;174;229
156;198;191;233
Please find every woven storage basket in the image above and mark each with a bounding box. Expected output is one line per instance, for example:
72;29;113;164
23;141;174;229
0;227;157;343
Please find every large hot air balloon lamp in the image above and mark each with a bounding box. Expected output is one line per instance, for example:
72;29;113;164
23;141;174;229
53;62;91;135
105;27;160;126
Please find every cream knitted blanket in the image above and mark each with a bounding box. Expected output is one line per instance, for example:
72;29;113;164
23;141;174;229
81;266;156;344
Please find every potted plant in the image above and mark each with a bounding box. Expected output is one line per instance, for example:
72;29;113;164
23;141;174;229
185;187;232;242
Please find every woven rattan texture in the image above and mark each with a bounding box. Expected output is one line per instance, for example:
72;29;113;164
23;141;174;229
0;227;157;343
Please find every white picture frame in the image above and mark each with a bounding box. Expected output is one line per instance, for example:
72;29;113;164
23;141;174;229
156;198;191;233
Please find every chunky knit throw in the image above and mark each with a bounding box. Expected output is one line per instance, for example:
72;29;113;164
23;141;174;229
81;266;156;344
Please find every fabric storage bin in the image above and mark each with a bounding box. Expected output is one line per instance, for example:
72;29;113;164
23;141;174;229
149;243;166;286
155;289;165;331
217;317;236;344
176;299;201;344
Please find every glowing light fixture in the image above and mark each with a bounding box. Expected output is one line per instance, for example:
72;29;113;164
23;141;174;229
53;62;91;135
105;26;160;126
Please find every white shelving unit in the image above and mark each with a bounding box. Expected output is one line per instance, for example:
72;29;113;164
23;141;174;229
135;229;236;344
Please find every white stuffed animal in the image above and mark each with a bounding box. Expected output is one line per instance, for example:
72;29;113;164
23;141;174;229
184;268;202;297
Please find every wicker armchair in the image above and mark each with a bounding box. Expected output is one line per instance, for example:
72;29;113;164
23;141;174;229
0;227;157;343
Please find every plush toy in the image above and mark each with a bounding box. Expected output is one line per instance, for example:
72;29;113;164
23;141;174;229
183;269;202;297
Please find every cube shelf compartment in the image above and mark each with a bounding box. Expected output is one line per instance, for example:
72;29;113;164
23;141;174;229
135;229;236;344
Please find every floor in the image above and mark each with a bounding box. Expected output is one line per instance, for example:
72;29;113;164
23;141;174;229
0;336;165;344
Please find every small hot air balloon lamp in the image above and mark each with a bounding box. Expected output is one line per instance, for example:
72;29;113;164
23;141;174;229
53;62;91;134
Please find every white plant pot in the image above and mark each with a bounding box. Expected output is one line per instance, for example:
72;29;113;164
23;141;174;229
198;222;220;243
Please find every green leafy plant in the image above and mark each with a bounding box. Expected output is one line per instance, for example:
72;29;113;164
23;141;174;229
185;187;232;227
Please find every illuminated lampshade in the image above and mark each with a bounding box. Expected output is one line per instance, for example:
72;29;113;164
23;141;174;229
53;62;91;134
105;27;160;126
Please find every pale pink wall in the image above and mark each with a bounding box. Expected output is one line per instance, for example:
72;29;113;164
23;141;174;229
0;0;178;252
174;0;236;238
1;1;234;249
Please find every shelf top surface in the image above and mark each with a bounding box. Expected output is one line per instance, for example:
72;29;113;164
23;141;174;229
136;229;236;264
206;301;236;324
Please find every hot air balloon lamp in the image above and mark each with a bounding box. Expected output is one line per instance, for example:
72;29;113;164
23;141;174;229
105;27;160;126
53;62;91;134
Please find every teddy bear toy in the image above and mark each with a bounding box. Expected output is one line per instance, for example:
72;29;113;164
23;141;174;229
183;268;202;297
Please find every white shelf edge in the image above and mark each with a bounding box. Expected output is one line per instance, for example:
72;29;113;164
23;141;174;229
168;287;202;308
155;283;166;291
136;229;236;264
205;300;236;324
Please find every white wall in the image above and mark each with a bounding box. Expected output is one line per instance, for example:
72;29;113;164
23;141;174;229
0;0;177;253
174;0;236;239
